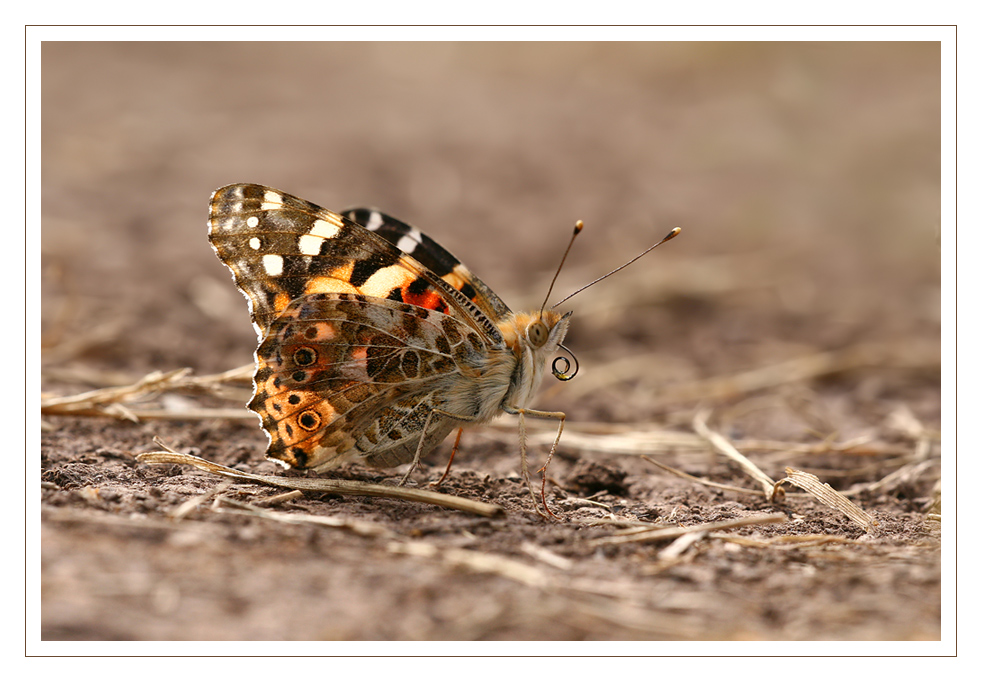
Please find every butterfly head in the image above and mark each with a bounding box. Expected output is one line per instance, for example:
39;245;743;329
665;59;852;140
500;309;572;357
497;309;574;405
525;309;578;381
526;222;681;384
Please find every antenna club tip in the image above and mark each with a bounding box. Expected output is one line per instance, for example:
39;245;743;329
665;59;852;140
573;220;584;234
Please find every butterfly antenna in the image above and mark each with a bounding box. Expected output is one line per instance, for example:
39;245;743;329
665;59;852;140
552;227;681;308
539;220;584;314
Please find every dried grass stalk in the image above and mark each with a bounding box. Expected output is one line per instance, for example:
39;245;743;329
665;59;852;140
526;427;706;456
520;422;916;459
214;496;393;538
41;365;256;420
639;454;766;496
776;468;878;532
709;533;862;548
136;451;503;517
520;541;575;571
41;368;193;419
170;482;231;521
586;512;787;547
119;407;255;420
253;490;305;507
693;410;783;501
389;541;548;587
656;530;707;561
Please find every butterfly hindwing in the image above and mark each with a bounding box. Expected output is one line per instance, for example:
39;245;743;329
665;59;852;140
249;292;490;470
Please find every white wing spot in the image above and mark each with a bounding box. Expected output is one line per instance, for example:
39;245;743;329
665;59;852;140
249;237;262;250
310;218;341;239
298;234;324;256
263;254;284;276
260;190;282;211
364;211;384;231
246;216;260;228
396;228;423;255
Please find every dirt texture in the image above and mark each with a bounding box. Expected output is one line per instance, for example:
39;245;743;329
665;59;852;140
41;42;941;642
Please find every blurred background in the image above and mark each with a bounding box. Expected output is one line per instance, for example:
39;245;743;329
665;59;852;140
39;40;942;642
42;41;940;427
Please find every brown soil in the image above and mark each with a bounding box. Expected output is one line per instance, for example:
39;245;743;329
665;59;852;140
41;42;941;642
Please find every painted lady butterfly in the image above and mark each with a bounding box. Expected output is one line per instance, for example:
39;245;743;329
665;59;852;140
209;184;678;515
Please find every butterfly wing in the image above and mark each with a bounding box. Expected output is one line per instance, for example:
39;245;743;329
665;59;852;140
209;184;506;344
250;292;491;471
342;207;512;324
208;184;510;470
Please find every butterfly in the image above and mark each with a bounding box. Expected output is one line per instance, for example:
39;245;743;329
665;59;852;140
208;184;679;516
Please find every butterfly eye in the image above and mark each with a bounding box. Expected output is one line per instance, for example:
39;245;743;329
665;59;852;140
528;321;549;348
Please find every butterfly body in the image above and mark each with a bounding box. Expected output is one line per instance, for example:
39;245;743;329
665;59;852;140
208;184;570;476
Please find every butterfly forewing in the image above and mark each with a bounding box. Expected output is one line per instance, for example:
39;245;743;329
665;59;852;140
209;184;505;343
342;207;513;324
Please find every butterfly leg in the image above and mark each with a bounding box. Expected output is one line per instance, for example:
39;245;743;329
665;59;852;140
432;428;464;487
503;406;566;518
398;409;479;487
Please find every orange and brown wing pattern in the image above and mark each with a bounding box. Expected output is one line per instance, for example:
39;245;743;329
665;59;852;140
208;184;505;344
249;292;490;471
207;184;514;471
342;207;512;324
